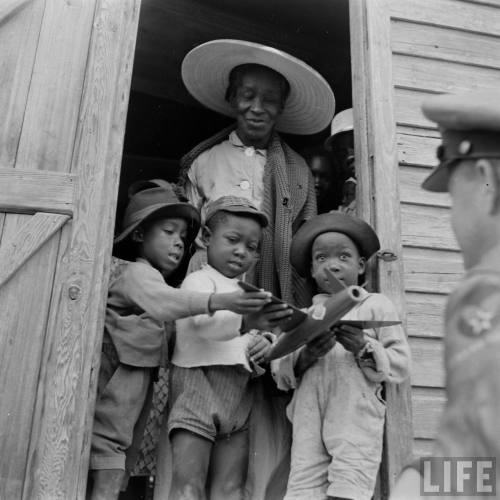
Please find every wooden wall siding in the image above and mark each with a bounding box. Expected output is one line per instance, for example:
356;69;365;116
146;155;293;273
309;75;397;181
387;0;500;457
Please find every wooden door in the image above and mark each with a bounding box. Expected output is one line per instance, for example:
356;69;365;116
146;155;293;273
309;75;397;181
0;1;140;498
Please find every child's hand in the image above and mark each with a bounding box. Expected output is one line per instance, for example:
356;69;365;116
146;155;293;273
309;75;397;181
303;329;337;359
247;333;272;364
244;303;294;331
333;324;366;355
211;290;271;315
295;330;336;377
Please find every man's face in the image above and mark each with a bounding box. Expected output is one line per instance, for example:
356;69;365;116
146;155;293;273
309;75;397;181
310;156;333;202
448;160;485;269
331;131;355;177
230;66;285;149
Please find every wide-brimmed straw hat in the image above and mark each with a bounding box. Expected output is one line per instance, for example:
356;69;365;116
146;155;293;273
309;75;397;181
290;212;380;277
181;39;335;135
114;183;200;260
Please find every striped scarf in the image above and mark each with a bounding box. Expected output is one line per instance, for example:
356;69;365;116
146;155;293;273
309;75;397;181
179;126;316;306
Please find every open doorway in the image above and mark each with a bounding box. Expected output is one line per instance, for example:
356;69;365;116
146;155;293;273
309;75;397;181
114;0;352;496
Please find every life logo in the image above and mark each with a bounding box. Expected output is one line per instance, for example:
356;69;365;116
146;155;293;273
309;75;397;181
420;457;496;496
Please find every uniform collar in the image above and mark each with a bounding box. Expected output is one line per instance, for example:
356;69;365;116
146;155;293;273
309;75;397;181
229;131;267;157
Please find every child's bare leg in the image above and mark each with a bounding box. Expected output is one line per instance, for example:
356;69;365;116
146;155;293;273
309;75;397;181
170;429;212;500
89;469;124;500
208;429;249;500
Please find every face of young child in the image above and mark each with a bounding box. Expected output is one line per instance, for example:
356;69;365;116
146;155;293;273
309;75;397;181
136;217;187;276
310;155;333;203
205;214;262;278
310;231;365;292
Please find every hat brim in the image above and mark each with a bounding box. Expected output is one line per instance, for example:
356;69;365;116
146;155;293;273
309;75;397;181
113;203;201;261
290;213;380;277
182;39;335;135
421;162;452;192
324;129;354;151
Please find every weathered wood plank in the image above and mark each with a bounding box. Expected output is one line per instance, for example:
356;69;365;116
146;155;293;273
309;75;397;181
413;438;435;458
394;88;437;129
401;203;459;251
23;0;141;498
0;169;76;215
403;246;463;295
409;337;445;387
399;165;451;208
391;19;500;70
0;0;30;24
0;0;45;168
0;213;70;289
405;292;447;339
412;387;446;440
388;0;500;36
396;131;440;168
0;213;61;500
351;1;413;496
393;53;500;94
15;0;97;173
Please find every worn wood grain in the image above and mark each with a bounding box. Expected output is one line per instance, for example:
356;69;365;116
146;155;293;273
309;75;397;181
22;0;141;498
14;0;96;173
394;88;437;129
413;438;435;458
0;213;62;500
0;213;70;289
393;52;500;94
0;0;45;168
0;0;31;24
0;169;76;215
405;292;447;339
403;246;463;295
399;166;451;208
351;1;413;496
409;337;445;387
412;387;446;440
396;131;440;168
392;19;500;70
401;203;460;251
388;0;500;36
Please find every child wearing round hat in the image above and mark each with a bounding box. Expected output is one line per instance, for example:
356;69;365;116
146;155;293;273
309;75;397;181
272;212;411;500
166;195;277;500
88;185;271;500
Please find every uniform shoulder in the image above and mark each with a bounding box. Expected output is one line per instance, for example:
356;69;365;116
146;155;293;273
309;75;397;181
449;271;500;338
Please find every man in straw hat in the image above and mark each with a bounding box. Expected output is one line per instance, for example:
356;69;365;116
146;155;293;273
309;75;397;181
165;39;335;500
390;90;500;499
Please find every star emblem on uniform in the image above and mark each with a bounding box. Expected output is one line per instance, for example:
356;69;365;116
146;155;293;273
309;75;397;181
463;306;493;336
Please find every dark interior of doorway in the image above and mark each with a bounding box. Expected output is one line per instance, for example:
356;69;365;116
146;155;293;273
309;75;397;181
116;0;352;228
116;0;351;496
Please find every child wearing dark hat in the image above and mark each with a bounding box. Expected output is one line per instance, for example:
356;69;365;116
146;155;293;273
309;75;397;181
166;195;275;500
88;185;271;500
273;212;411;500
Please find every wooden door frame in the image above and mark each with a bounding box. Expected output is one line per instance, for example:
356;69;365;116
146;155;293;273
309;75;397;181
349;0;414;497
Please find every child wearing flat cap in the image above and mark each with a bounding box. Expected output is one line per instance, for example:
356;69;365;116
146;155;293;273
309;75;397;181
88;185;271;500
391;91;500;499
167;195;275;499
273;212;411;500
